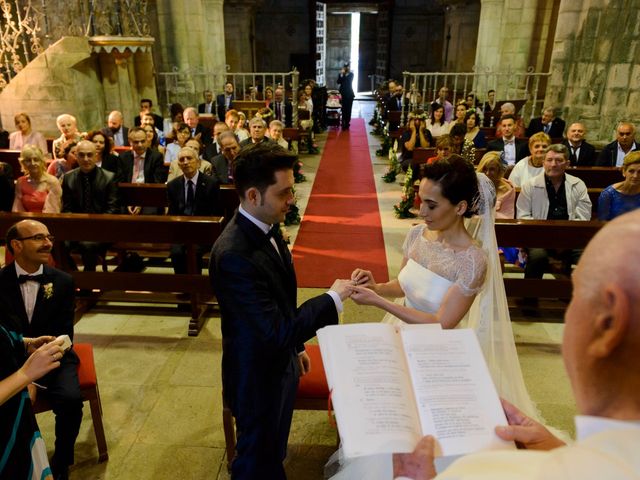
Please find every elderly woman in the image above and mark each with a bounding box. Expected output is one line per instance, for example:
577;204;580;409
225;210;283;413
477;151;515;219
508;132;550;187
598;151;640;220
52;114;83;160
12;145;61;213
9;113;48;153
464;110;486;148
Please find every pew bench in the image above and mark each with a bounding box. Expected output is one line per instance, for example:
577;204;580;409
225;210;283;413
0;212;224;336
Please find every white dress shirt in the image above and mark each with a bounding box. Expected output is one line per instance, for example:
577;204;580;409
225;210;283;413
503;137;517;165
15;262;44;323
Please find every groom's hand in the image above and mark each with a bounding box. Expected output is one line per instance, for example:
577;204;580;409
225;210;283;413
330;279;353;300
297;351;311;377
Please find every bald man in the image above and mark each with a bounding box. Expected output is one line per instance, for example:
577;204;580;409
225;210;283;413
562;123;596;166
596;122;639;167
394;209;640;479
102;110;129;147
0;220;81;479
494;102;525;138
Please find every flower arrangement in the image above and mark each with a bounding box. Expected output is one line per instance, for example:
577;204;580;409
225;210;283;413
42;283;54;300
285;186;301;226
393;166;416;218
376;123;391;156
294;160;306;183
382;140;400;183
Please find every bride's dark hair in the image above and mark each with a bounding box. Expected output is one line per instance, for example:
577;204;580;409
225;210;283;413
422;155;479;218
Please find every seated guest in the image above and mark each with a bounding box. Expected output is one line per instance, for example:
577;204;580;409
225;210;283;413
183;107;212;145
240;117;271;147
164;123;192;168
385;83;407;130
430;85;453;122
268;120;289;150
133;98;163;128
508;132;551;187
516;144;592;281
562;122;596;166
12;145;61;213
236;112;250;141
494;102;525;138
167;103;184;135
297;90;319;154
596;121;639;166
395;209;640;480
482;89;498;127
263;85;274;106
141;124;164;156
118;127;166;184
465;92;481;110
167;147;221;274
269;87;293;128
9;113;48;153
211;131;240;184
427;136;452;165
1;220;81;480
86;130;118;174
400;112;434;172
52;114;83;160
140;112;165;148
449;101;467;129
477;151;515;219
464;110;486;148
198;89;216;115
225;109;249;142
168;138;213;181
449;123;476;165
598;151;640;220
426;104;450;138
217;81;235;121
487;115;528;167
204;122;231;161
62;140;119;271
47;141;78;179
525;106;566;138
101;110;129;147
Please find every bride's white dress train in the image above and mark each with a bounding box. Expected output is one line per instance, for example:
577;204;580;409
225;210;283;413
325;174;541;479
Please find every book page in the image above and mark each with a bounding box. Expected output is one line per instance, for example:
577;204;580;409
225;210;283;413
400;328;514;457
318;323;422;458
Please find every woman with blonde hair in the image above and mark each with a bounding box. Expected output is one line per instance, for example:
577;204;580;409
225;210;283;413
508;131;550;187
12;145;61;213
597;151;640;220
9;113;48;153
477;151;515;219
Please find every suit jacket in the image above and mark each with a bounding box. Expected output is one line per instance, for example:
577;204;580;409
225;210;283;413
0;263;78;372
198;102;216;116
337;72;355;99
134;113;163;128
596;140;640;166
204;141;220;161
486;138;529;163
209;211;338;423
562;139;597;166
525;116;566;138
211;154;233;184
100;153;120;174
117;148;167;184
191;123;213;146
101;126;130;147
62;166;120;214
217;94;235;122
239;137;273;148
268;101;293;128
167;172;221;216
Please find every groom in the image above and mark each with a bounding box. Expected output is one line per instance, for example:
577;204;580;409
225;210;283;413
209;142;351;479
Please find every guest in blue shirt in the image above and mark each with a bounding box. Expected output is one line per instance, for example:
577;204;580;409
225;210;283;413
598;151;640;220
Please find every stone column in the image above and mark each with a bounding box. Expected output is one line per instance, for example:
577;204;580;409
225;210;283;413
224;1;261;73
474;0;504;71
203;0;227;91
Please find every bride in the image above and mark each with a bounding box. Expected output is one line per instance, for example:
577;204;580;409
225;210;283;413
327;155;538;478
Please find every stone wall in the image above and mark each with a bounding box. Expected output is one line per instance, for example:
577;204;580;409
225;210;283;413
0;37;104;137
545;0;640;144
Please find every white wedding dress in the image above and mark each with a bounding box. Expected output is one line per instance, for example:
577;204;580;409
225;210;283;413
326;174;541;479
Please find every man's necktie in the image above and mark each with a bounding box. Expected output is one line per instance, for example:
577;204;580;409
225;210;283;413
544;124;550;134
570;146;577;165
276;103;281;120
82;173;92;212
18;274;45;284
185;180;194;215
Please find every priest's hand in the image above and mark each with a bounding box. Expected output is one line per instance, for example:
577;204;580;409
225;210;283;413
392;436;437;480
495;399;566;450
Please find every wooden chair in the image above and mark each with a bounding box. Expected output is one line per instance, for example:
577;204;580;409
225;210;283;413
222;344;331;470
33;343;108;463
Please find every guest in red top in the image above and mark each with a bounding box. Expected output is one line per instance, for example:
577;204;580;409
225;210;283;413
12;145;61;213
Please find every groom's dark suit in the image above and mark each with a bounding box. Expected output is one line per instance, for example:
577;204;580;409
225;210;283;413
0;262;82;468
209;211;338;479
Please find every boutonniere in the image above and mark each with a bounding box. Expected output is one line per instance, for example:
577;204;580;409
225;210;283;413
42;283;54;300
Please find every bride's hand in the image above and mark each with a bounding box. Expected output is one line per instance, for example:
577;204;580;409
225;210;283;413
349;285;381;306
351;268;376;289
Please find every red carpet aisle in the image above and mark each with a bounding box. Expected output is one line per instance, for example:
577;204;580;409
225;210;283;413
292;118;389;287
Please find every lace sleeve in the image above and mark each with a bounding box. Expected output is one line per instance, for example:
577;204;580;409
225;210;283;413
455;245;488;296
402;224;425;257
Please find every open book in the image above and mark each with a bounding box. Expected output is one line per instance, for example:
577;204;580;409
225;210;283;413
317;323;514;459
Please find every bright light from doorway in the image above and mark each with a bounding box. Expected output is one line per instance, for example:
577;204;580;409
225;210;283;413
350;12;360;93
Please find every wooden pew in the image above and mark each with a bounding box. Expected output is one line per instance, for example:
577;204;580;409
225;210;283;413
0;212;224;336
495;219;604;299
567;166;622;188
0;149;21;175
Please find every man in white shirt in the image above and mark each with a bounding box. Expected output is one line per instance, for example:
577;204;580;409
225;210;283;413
486;115;528;166
394;208;640;479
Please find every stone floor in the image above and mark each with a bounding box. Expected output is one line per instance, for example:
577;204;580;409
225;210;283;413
34;99;576;479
